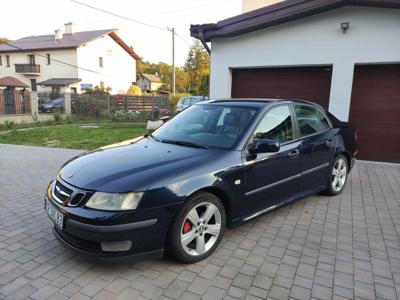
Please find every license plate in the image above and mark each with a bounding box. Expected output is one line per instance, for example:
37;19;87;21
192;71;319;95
46;199;64;229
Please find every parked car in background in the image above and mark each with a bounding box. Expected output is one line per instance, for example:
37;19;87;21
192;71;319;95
39;97;64;113
44;99;357;263
176;96;208;113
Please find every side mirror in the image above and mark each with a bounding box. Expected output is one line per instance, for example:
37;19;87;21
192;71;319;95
248;139;280;154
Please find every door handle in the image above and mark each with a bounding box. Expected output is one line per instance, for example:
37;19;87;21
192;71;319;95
288;149;300;158
326;139;334;146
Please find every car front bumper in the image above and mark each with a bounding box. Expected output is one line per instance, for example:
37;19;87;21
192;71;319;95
45;196;182;261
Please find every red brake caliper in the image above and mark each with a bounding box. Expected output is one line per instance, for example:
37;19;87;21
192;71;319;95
182;220;192;234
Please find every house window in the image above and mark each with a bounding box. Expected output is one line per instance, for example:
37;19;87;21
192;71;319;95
51;86;60;96
6;55;10;67
30;79;37;91
47;54;51;65
71;87;77;94
99;57;103;68
28;54;35;65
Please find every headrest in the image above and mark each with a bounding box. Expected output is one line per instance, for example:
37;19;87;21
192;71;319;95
223;113;237;126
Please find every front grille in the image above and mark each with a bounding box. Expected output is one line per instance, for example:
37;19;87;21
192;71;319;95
53;181;73;203
51;180;91;207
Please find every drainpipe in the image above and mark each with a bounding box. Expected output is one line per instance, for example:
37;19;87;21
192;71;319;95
197;28;211;99
198;29;211;55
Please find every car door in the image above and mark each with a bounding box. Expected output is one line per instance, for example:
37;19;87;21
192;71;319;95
293;104;336;194
243;105;301;217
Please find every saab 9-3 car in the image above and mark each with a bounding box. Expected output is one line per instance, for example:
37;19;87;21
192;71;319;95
45;99;357;263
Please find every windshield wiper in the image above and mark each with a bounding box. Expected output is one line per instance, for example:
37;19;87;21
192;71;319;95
160;139;208;149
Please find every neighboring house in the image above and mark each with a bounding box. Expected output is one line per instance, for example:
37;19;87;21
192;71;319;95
191;0;400;163
137;73;163;92
0;23;140;94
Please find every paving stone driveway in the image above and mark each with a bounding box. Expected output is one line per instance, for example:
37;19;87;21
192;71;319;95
0;144;400;300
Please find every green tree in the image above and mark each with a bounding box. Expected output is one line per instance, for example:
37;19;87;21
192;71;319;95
184;40;210;95
137;60;160;75
0;37;9;44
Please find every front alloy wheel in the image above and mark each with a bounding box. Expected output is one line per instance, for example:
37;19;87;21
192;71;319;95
181;202;222;256
168;192;225;263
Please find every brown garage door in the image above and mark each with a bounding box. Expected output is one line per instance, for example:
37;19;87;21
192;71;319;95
349;64;400;163
231;66;332;109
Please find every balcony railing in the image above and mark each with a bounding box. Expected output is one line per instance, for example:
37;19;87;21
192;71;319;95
15;64;40;75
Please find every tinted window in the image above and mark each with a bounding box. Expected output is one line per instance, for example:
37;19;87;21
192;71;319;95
181;98;190;105
294;105;329;136
318;110;330;130
153;104;257;149
190;98;201;105
249;105;294;146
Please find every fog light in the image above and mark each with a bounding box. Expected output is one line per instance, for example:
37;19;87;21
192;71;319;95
101;241;132;252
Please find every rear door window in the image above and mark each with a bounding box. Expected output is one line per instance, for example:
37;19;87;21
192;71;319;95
294;105;329;137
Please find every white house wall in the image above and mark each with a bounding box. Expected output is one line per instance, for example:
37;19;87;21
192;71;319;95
210;7;400;121
76;34;136;94
0;49;78;92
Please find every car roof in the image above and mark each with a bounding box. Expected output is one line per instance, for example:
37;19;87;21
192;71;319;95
201;98;322;108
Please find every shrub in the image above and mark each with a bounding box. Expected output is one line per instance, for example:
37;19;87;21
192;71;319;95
127;85;142;96
72;94;108;117
53;113;62;123
4;120;15;130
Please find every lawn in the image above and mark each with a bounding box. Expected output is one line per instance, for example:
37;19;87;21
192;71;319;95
0;123;146;150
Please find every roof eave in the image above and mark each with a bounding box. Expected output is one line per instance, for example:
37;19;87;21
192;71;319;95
0;46;77;54
108;31;141;61
190;0;400;42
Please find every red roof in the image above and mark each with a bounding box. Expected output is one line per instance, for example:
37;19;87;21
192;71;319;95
0;76;29;88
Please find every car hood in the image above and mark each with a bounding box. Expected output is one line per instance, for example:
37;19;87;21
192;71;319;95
59;137;218;192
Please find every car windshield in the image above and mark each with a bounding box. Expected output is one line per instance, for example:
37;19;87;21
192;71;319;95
153;104;257;149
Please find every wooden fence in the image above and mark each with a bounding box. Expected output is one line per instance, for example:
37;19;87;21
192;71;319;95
111;95;170;113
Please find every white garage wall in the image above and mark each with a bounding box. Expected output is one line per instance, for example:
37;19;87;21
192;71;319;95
210;6;400;121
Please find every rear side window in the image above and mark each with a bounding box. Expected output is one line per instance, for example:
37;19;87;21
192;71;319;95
250;105;294;145
294;105;329;137
180;98;189;105
190;98;199;105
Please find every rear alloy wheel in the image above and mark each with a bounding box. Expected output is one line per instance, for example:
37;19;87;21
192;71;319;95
325;155;348;196
168;192;225;263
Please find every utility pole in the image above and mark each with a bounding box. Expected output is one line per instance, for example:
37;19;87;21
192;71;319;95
168;27;176;95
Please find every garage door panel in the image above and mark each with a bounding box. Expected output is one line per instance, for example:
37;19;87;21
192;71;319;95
231;67;332;109
349;64;400;163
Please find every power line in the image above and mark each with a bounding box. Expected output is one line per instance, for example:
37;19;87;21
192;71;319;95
174;31;192;47
138;5;207;18
70;0;168;32
70;1;193;47
4;43;103;75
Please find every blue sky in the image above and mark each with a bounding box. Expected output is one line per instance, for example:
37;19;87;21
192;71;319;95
1;0;242;65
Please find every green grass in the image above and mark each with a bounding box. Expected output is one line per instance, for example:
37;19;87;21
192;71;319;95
0;123;146;150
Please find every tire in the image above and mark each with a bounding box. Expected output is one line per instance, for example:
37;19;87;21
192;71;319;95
167;192;226;263
324;154;348;196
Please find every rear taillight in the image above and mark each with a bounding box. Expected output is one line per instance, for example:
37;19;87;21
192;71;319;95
355;131;358;142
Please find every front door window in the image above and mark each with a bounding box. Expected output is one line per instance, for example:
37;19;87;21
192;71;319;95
249;105;294;148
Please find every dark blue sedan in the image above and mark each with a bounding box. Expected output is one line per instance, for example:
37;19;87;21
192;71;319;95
45;99;357;263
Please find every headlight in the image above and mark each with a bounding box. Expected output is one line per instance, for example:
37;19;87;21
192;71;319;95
85;192;142;211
